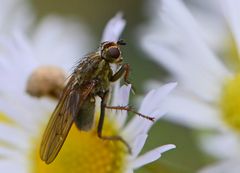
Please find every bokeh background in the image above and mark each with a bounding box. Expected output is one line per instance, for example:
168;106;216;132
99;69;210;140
4;0;219;172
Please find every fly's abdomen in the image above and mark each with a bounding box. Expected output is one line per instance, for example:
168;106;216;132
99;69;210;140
74;97;95;131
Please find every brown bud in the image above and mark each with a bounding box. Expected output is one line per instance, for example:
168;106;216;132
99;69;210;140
26;66;67;99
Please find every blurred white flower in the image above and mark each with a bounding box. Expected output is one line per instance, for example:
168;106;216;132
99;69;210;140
140;0;240;172
0;0;33;35
0;10;176;173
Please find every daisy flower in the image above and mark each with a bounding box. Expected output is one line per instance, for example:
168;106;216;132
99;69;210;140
141;0;240;172
0;10;176;173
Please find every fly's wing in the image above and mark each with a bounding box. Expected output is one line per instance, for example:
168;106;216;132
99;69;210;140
40;77;96;164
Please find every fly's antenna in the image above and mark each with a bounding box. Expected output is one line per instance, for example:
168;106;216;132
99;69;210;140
117;39;126;46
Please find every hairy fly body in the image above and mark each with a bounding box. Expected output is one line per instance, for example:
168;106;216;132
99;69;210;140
40;40;154;164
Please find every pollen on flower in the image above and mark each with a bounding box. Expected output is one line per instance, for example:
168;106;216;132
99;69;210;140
225;34;240;71
33;113;127;173
26;66;66;98
220;74;240;131
0;112;15;124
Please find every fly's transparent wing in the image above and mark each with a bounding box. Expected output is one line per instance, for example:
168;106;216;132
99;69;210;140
40;78;96;164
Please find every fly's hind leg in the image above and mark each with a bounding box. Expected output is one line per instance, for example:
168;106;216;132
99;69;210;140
97;90;132;154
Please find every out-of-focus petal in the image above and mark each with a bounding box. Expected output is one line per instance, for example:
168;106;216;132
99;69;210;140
101;12;126;42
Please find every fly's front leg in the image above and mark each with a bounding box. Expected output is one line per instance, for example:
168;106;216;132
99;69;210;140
110;64;135;93
97;90;132;154
110;63;130;85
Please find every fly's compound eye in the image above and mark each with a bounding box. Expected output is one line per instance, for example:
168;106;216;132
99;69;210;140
107;47;120;59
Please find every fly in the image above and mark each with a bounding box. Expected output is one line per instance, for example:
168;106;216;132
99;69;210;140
40;40;154;164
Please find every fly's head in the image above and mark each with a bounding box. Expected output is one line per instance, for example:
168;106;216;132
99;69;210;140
100;40;126;64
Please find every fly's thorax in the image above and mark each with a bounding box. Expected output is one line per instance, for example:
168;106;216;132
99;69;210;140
74;55;103;84
92;60;112;94
73;55;113;95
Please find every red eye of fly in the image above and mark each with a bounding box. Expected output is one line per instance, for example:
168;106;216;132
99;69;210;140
108;47;120;59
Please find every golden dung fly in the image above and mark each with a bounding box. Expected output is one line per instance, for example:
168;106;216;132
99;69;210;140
40;40;154;164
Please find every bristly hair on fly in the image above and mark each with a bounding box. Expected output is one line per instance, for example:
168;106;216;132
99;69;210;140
39;40;154;164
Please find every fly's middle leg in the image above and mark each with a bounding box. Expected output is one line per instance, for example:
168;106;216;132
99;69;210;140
105;105;155;121
97;90;132;154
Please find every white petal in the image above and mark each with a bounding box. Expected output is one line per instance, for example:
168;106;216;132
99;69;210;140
123;108;167;143
143;39;227;102
141;0;231;103
199;159;240;173
0;160;26;173
220;0;240;58
164;93;223;130
131;144;176;169
114;85;131;128
0;148;25;161
130;134;148;158
199;132;240;159
32;15;92;72
101;12;126;42
160;0;230;78
111;81;121;106
0;95;47;133
108;81;120;121
0;161;26;173
139;82;177;114
189;2;227;53
0;124;29;150
0;0;33;34
123;83;176;140
0;33;38;92
0;98;37;131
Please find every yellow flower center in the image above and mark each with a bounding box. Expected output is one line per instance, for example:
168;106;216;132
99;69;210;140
33;114;127;173
220;74;240;131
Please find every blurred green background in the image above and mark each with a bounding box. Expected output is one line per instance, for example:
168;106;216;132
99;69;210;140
31;0;215;172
